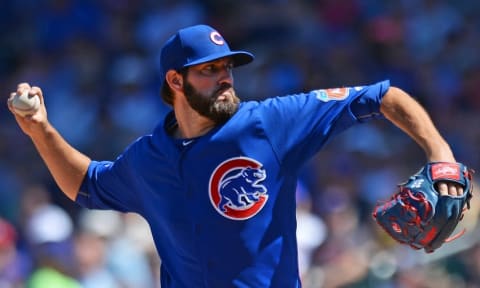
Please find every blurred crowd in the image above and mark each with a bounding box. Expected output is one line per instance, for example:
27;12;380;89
1;0;480;287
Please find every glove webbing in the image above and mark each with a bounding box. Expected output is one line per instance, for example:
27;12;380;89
399;187;434;248
400;186;469;249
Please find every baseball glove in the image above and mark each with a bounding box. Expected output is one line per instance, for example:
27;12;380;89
373;162;474;253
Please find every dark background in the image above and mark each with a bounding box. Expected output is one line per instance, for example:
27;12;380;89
1;0;480;287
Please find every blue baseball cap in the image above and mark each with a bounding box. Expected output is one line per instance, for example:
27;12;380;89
159;25;254;85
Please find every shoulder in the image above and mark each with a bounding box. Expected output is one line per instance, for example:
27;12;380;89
239;93;311;111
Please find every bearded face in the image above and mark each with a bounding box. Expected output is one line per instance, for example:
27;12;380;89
183;79;240;124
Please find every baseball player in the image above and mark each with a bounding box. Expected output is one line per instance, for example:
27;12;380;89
8;24;464;287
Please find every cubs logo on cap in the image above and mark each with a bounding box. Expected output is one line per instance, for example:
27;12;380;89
210;31;225;45
209;157;268;220
159;25;254;85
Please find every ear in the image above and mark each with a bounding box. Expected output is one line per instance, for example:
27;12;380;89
166;70;183;91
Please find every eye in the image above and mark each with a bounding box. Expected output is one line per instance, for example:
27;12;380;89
201;65;217;74
199;61;233;76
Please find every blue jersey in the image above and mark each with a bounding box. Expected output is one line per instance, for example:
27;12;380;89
76;80;390;287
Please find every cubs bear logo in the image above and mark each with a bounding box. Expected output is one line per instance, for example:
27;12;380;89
209;157;268;220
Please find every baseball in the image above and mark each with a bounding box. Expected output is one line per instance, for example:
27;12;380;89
10;90;40;117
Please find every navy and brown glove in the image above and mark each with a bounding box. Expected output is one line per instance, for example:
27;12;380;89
373;162;474;253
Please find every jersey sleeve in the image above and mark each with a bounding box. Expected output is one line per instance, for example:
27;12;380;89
76;143;141;213
258;80;390;167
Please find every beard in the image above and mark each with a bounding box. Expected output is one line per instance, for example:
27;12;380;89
183;81;240;124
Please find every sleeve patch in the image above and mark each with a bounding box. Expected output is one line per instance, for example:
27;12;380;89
314;87;350;102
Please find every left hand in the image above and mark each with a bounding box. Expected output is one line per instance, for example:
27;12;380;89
436;181;464;196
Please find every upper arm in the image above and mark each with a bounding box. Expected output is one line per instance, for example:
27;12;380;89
76;142;143;213
259;80;390;165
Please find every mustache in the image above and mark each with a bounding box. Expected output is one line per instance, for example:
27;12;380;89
213;83;233;97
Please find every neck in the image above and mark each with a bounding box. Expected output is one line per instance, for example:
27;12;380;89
173;99;216;139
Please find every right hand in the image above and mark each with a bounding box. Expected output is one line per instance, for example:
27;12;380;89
7;82;48;137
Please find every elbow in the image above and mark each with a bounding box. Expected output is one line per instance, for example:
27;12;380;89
63;188;79;202
380;86;409;117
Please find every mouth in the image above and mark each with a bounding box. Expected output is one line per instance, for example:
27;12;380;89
215;89;233;101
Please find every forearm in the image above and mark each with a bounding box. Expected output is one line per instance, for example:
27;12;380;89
380;87;455;162
8;83;91;200
30;122;91;200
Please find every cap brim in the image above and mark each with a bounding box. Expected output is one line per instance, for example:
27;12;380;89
184;51;254;68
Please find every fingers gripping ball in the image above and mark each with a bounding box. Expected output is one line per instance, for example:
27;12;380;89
9;90;40;117
373;162;474;253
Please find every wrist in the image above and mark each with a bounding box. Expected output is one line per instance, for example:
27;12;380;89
28;120;55;140
426;142;455;163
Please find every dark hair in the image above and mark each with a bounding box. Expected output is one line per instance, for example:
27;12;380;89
161;68;189;106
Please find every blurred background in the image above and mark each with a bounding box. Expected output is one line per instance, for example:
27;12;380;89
1;0;480;287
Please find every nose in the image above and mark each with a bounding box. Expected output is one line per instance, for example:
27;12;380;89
218;65;234;86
